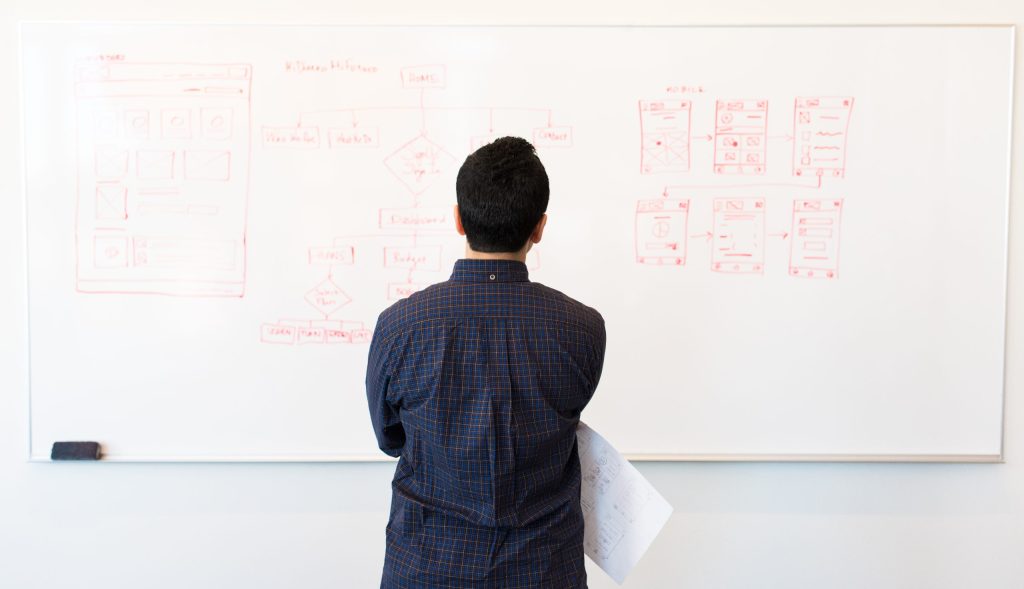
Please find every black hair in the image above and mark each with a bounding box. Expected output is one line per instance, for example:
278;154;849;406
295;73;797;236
455;136;549;253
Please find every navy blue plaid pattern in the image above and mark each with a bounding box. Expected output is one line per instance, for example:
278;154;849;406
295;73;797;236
367;259;606;588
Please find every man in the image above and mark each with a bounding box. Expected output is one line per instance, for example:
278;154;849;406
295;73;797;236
366;136;606;588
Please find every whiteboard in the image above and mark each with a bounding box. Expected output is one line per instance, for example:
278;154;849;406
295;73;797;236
20;23;1014;461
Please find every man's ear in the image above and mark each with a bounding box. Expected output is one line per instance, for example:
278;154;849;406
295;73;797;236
530;214;548;245
454;204;466;236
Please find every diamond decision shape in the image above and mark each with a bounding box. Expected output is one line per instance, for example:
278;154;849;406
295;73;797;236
305;278;352;316
384;135;455;195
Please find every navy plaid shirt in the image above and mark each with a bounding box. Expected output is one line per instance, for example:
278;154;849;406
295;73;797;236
367;258;606;588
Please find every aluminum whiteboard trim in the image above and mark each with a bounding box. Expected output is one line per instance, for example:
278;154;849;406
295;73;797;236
622;453;1004;463
996;25;1017;465
29;454;398;463
14;22;1021;29
27;452;1003;464
18;21;34;463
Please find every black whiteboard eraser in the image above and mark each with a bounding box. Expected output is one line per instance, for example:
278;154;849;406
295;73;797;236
50;441;102;461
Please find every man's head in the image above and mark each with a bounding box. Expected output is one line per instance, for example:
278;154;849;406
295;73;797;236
455;136;549;254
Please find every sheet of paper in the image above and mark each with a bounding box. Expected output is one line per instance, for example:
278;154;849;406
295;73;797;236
577;422;674;584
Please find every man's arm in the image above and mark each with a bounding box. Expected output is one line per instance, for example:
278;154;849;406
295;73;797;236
590;317;607;395
365;319;405;457
575;314;607;417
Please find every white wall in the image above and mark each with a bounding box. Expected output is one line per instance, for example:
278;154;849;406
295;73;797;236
1;1;1021;587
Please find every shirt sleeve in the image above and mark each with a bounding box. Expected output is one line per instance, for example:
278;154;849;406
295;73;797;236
589;315;607;396
366;317;405;457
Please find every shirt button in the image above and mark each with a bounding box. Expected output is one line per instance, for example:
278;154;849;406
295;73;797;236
489;274;496;280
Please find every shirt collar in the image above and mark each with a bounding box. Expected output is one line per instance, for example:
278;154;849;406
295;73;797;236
450;258;531;283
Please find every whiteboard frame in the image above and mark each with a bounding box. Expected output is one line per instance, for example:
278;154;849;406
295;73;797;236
19;22;1016;464
23;453;1006;464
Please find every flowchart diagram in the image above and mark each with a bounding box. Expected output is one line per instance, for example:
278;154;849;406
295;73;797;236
634;96;852;278
258;64;554;345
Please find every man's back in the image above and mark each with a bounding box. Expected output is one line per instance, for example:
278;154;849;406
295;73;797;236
367;258;605;588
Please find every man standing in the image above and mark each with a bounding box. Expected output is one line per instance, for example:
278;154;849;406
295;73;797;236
366;136;606;588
